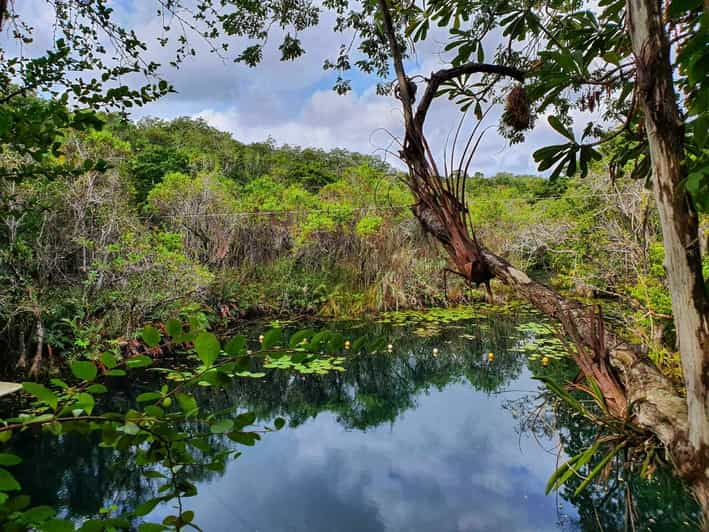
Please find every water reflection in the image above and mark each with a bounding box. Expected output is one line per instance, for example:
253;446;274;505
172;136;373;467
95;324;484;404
9;313;701;530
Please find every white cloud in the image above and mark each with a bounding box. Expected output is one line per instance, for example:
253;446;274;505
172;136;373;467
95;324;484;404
4;0;576;177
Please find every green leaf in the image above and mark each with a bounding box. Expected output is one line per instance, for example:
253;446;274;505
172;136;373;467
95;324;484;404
74;393;95;415
101;352;118;369
176;392;198;417
142;325;161;348
194;332;220;366
126;355;153;369
574;443;625;495
694;115;709;149
261;328;282;350
548;116;575;141
22;505;55;523
273;417;286;430
70;360;98;382
86;384;108;394
288;329;314;348
233;412;256;429
546;441;599;494
210;419;234;434
0;454;21;466
224;336;247;357
137;392;162;403
0;468;21;491
22;383;58;410
227;431;260;446
134;497;163;516
165;319;183;339
121;422;140;435
39;518;74;532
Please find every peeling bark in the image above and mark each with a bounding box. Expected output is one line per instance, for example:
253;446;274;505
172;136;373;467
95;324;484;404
375;0;708;518
626;0;709;513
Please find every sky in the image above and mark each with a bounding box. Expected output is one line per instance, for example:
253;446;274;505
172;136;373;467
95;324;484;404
8;0;570;176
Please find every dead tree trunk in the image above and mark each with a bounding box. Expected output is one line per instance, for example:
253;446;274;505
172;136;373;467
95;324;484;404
376;0;708;516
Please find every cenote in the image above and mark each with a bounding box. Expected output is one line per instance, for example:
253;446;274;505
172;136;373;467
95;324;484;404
5;308;703;531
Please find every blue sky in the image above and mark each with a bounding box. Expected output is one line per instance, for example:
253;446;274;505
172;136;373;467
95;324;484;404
10;0;570;176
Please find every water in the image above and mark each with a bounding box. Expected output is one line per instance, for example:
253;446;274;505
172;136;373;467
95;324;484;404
7;311;702;531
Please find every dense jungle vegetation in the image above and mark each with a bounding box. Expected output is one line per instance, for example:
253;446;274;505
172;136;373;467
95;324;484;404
3;113;699;383
1;0;708;529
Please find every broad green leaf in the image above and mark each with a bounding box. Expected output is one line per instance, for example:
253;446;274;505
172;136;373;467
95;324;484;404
86;384;108;394
134;497;163;516
21;505;54;523
227;431;260;446
141;325;161;348
70;360;97;382
261;328;282;350
224;335;247;357
289;329;314;348
233;412;256;429
121;422;140;435
176;392;198;416
0;454;21;466
22;383;58;410
101;352;118;369
274;417;286;430
210;419;234;434
165;319;183;339
194;332;220;366
0;468;21;491
137;392;162;403
74;393;95;415
548;116;575;141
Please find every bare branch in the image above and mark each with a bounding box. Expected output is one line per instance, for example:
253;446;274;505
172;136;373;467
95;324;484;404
415;63;525;127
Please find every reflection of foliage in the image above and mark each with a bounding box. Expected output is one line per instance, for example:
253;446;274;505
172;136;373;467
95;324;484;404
3;314;699;529
507;353;702;531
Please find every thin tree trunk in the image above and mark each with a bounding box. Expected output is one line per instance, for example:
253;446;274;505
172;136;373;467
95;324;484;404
626;0;709;499
16;328;27;369
29;320;44;378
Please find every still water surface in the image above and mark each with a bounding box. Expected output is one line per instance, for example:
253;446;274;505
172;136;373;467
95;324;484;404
9;310;702;531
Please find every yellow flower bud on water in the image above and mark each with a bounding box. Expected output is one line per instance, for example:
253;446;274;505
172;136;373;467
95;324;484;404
433;348;439;356
345;340;351;350
488;352;495;362
387;343;393;352
259;334;265;344
542;356;550;366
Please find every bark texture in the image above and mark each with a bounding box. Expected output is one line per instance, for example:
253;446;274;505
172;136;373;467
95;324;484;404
375;0;708;518
626;0;709;505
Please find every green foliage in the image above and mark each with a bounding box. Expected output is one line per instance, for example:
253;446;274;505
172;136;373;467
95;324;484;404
355;215;384;237
0;315;355;530
129;145;189;203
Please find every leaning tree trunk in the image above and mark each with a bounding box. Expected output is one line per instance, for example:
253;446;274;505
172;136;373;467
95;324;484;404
375;0;709;517
626;0;709;507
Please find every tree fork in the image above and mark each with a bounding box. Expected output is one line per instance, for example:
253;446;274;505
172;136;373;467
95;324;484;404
376;0;708;518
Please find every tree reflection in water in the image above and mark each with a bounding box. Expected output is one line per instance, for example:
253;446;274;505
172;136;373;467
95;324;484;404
9;312;701;530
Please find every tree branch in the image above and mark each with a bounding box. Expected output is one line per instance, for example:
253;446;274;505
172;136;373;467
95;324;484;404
415;63;525;127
